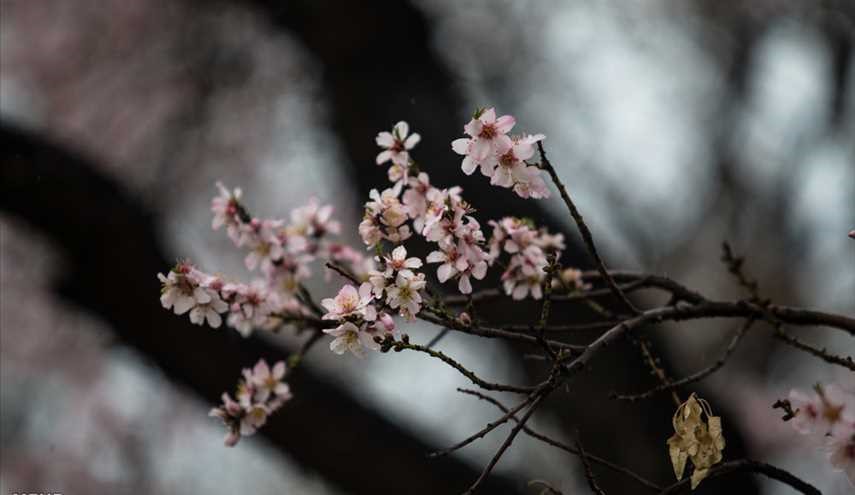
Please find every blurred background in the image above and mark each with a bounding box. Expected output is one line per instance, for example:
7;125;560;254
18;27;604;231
1;1;854;494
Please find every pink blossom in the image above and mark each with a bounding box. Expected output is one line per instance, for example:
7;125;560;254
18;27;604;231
553;267;591;291
289;198;340;238
453;107;515;166
360;187;412;247
451;111;550;199
426;248;460;284
227;282;274;337
321;283;377;322
512;165;551;199
158;270;205;315
402;172;434;232
249;360;291;403
376;121;420;167
788;385;855;437
489;134;544;187
827;423;855;486
386;271;427;320
374;312;397;337
242;218;286;271
323;321;380;358
209;359;291;447
328;244;376;282
501;245;548;300
188;289;229;328
211;182;245;242
383;245;423;277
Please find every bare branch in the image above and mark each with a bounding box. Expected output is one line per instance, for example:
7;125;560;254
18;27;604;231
536;142;639;315
657;459;821;495
616;319;754;401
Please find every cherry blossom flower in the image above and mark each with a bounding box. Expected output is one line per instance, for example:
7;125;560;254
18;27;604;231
489;134;544;187
501;245;548;300
321;283;377;322
402;172;434;232
374;312;397;337
788;384;855;437
188;289;228;328
209;360;291;447
328;244;376;282
289;198;340;238
360;187;412;247
383;245;423;277
553;267;592;292
227;281;274;337
158;269;204;315
451;111;550;199
248;359;292;403
512;165;551;199
211;182;245;243
158;261;209;311
324;321;380;358
242;218;285;271
426;248;461;284
827;423;855;486
376;121;420;167
386;271;427;320
451;108;515;175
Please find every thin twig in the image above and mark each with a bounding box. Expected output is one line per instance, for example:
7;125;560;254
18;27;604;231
418;311;586;353
773;326;855;371
387;339;538;394
636;337;681;407
616;319;754;401
457;389;661;491
657;459;820;494
537;142;639;315
428;392;541;458
574;430;607;495
537;253;559;360
463;392;547;494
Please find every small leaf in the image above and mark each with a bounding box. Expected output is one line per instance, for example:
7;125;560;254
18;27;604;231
668;437;688;480
690;467;709;490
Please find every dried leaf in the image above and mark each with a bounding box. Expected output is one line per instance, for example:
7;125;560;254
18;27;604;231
690;467;709;490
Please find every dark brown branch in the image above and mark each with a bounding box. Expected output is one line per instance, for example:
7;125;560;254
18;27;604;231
385;339;539;394
574;431;608;495
428;392;541;459
616;319;754;401
537;142;639;315
657;459;820;495
464;392;547;494
417;311;586;353
773;326;855;371
457;389;661;492
635;337;682;407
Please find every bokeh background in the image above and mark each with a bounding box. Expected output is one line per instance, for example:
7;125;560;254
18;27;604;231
1;1;854;494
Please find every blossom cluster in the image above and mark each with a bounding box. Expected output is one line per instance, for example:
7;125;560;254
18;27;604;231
787;384;855;485
160;108;574;447
487;217;566;300
158;260;301;335
451;108;550;199
159;184;374;337
667;393;726;490
321;283;396;358
209;360;292;447
369;246;426;320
